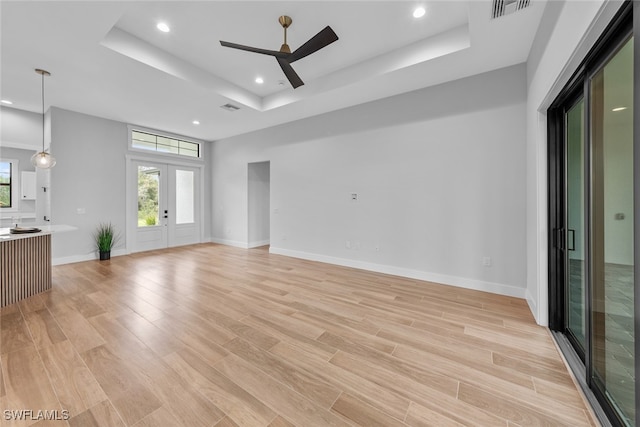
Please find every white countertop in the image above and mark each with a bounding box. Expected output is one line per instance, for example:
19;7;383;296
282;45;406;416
0;224;77;241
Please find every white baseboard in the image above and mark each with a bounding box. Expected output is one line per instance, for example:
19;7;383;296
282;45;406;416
269;246;527;299
248;239;270;248
525;288;546;326
52;248;127;266
211;237;249;249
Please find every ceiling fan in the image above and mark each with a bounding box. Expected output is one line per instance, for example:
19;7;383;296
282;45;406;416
220;16;338;89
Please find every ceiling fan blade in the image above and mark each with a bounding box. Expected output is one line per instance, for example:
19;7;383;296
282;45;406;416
288;26;338;63
220;40;288;58
276;57;304;88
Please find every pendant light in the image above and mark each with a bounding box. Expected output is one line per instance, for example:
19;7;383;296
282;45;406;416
30;69;56;169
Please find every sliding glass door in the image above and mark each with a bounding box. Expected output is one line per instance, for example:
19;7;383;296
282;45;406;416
548;3;636;426
566;97;587;356
589;36;635;426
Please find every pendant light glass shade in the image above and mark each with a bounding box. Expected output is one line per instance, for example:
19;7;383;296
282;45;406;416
30;151;56;169
32;69;55;169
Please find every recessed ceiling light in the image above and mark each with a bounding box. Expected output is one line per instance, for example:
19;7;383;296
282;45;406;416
612;106;627;112
192;120;200;125
413;7;426;18
0;100;13;105
255;77;264;84
157;22;170;33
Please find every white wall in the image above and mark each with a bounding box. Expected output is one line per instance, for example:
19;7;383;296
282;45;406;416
525;0;624;325
248;161;270;247
0;106;42;150
50;107;129;263
49;107;213;264
212;64;527;297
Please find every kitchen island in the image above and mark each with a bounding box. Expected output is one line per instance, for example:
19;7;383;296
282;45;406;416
0;225;73;307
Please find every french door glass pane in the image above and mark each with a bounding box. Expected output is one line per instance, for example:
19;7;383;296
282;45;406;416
566;99;586;352
175;169;194;224
590;36;634;426
138;166;160;227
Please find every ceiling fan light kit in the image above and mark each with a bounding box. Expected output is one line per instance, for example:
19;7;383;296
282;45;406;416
220;15;339;89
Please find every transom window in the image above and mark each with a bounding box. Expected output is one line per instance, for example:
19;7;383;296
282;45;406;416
131;130;200;159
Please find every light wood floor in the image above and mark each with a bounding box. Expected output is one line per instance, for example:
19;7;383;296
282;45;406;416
1;244;597;426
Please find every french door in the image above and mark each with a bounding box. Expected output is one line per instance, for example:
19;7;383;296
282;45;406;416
548;3;636;426
132;160;201;252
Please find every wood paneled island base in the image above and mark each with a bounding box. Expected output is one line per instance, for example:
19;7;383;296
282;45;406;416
0;233;51;307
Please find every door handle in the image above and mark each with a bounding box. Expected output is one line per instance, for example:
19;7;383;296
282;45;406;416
568;229;576;251
554;228;566;250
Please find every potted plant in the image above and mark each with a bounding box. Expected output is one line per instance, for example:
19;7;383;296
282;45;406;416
94;222;118;260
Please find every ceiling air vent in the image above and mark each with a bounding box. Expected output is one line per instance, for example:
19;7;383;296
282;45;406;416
220;103;240;112
491;0;530;19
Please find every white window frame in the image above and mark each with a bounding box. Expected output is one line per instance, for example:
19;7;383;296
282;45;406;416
127;125;204;162
0;158;19;214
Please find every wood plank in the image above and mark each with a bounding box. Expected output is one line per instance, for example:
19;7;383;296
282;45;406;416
320;332;459;396
131;406;182;427
1;346;62;423
126;350;226;427
267;416;296;427
80;345;162;425
329;350;506;426
115;311;183;357
224;337;341;409
0;357;5;397
393;345;591;424
404;401;464;427
1;311;34;355
46;301;105;353
215;353;352;427
17;294;46;314
164;348;276;427
457;382;591;426
0;244;599;427
270;341;410;421
23;308;67;350
330;392;406;427
39;340;107;417
68;400;125;427
213;416;241;427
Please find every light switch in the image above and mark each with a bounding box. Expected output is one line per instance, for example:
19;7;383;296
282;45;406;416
76;208;86;215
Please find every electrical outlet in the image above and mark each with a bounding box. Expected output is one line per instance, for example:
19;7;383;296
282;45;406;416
482;257;492;267
346;240;351;249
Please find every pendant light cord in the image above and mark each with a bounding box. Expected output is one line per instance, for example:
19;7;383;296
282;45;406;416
41;71;45;153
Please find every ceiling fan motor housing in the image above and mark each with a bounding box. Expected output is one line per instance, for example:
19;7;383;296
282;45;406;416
279;16;292;53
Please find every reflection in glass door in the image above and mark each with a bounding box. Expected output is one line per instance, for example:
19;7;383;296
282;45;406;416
566;99;586;354
590;36;634;426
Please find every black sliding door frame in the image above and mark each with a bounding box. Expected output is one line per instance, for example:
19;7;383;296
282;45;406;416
548;2;636;426
549;86;589;363
633;1;640;422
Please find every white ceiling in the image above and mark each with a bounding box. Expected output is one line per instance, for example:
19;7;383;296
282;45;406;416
0;1;547;142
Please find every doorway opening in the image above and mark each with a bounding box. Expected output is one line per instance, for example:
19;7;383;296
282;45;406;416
248;161;270;248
